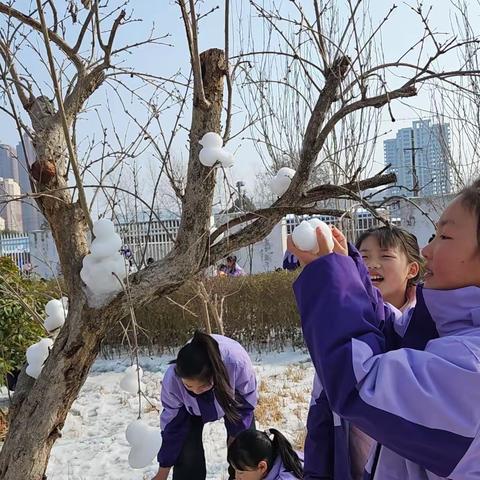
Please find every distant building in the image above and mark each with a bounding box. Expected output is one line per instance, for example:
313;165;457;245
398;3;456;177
0;177;23;232
16;136;45;232
385;120;452;197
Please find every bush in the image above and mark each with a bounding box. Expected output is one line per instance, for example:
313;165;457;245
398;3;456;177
103;270;303;354
0;257;58;387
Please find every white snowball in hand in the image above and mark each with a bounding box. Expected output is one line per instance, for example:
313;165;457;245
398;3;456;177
292;219;334;253
271;167;296;196
44;298;68;332
292;221;318;252
126;420;162;469
199;132;223;148
26;338;53;379
120;365;144;394
308;218;334;252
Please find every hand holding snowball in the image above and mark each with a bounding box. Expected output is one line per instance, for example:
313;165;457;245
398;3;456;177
287;225;348;266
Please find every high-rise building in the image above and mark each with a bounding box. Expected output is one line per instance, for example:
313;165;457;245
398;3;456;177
16;136;45;232
0;144;18;181
0;177;23;232
384;120;451;197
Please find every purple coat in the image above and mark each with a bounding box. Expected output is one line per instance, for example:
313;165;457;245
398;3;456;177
157;334;258;467
263;452;304;480
294;249;480;479
303;245;435;480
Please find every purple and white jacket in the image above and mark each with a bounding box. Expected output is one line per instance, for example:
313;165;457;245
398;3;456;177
295;248;480;479
157;334;258;468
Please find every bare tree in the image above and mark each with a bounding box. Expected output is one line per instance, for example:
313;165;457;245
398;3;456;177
0;1;479;478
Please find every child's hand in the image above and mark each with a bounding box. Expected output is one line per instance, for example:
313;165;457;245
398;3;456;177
287;225;348;266
331;226;348;256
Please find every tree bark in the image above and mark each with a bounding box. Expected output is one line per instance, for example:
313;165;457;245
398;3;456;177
0;49;226;480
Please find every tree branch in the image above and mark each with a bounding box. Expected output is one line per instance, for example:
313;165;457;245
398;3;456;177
0;2;84;72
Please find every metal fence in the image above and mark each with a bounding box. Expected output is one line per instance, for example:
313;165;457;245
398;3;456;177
0;232;31;272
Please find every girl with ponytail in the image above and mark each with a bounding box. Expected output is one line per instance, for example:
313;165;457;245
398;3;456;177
228;428;303;479
152;331;258;480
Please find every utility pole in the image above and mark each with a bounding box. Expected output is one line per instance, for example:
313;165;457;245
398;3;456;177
236;180;245;210
404;131;422;197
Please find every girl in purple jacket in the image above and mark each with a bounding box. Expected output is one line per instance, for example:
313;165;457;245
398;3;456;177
152;331;257;480
228;428;303;479
289;179;480;479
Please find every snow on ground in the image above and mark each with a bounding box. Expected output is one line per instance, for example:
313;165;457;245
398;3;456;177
1;349;314;480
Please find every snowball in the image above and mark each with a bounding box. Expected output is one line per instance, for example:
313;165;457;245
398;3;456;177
44;298;68;332
126;420;162;469
125;419;146;445
120;366;144;394
308;218;334;252
90;234;122;258
45;299;63;317
93;218;115;238
199;147;221;167
292;220;318;252
218;149;234;168
198;133;234;168
26;363;43;379
199;132;223;149
291;219;334;253
81;255;126;296
271;167;296;196
26;338;53;379
81;217;127;298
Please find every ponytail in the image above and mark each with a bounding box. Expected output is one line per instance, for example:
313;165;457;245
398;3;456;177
228;429;303;479
174;331;241;423
269;428;303;478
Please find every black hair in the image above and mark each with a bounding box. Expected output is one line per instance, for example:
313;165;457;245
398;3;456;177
355;225;424;285
458;178;480;246
227;428;303;479
174;331;241;423
226;255;237;263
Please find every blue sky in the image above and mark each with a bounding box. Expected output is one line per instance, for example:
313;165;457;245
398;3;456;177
1;0;478;204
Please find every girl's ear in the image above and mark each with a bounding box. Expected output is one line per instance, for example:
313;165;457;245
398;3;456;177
407;261;420;279
257;460;268;475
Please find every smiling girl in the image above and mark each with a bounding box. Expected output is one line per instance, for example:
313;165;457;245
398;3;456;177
304;226;423;480
291;179;480;479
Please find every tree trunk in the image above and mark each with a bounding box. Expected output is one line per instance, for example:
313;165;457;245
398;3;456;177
0;49;226;480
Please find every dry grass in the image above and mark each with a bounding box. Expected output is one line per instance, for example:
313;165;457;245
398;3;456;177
285;365;305;383
0;409;8;442
255;380;284;425
292;426;307;451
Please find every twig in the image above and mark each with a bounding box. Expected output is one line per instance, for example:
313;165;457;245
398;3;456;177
35;0;93;233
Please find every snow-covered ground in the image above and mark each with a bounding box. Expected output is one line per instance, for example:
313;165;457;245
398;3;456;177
1;349;314;480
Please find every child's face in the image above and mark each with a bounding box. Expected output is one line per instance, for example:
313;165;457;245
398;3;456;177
359;235;418;307
181;377;213;395
231;461;267;480
422;197;480;290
